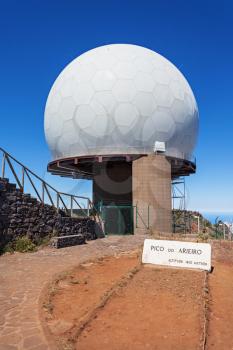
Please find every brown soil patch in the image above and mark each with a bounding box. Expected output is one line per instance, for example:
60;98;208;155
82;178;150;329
43;251;140;348
206;244;233;349
42;250;205;350
41;241;233;350
77;266;204;350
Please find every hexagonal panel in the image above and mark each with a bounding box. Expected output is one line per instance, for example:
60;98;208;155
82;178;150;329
78;51;96;68
69;139;88;156
151;54;167;71
114;103;139;134
104;115;116;134
48;135;59;155
170;80;185;100
113;61;138;79
60;78;76;98
45;110;57;132
73;83;94;104
48;118;63;141
151;109;175;136
130;126;143;143
165;63;181;81
74;62;97;83
134;56;154;73
58;97;76;121
133;116;147;142
94;91;117;113
112;80;136;102
86;113;109;137
89;99;106;115
180;134;195;153
92;70;116;91
134;72;155;92
133;92;157;116
152;68;170;85
178;75;193;96
142;117;156;142
153;83;174;108
108;44;137;61
62;120;78;141
156;131;171;142
74;105;96;129
171;98;189;123
56;135;69;156
46;91;62;114
94;53;117;70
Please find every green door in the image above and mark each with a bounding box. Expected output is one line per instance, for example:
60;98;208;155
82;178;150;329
102;205;134;235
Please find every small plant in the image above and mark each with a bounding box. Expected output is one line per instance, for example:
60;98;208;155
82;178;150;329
15;236;36;252
197;232;209;242
1;235;53;254
13;236;36;253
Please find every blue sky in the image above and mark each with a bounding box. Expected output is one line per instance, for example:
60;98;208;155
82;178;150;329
0;0;233;214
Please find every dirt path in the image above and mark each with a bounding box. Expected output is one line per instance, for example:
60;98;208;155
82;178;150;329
1;237;233;350
206;242;233;350
45;252;140;347
0;235;145;350
77;265;205;350
44;253;206;350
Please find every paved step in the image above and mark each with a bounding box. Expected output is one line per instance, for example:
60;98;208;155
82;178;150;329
50;234;86;249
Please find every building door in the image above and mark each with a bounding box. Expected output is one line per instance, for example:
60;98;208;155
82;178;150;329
101;205;134;235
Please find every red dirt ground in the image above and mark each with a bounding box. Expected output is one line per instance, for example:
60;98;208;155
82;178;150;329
76;266;204;350
206;242;233;350
42;241;233;350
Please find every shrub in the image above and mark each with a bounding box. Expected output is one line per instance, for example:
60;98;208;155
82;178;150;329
3;236;37;253
197;232;209;242
14;236;36;252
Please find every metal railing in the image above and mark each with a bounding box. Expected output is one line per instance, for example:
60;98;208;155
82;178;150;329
0;147;97;219
135;205;150;230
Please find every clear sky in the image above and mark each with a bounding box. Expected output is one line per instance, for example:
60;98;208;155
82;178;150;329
0;0;232;213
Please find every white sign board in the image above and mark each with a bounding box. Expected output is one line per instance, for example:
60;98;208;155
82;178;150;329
142;239;211;271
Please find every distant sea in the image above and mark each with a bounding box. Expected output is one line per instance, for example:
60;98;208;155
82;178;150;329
201;212;233;224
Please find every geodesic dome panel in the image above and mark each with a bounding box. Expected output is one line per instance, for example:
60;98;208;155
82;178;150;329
44;44;198;161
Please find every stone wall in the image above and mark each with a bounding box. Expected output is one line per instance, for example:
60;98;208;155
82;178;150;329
0;178;103;251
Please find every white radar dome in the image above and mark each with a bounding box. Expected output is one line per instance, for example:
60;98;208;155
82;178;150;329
44;44;198;161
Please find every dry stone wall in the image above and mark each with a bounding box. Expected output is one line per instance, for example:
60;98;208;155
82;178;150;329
0;178;103;251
